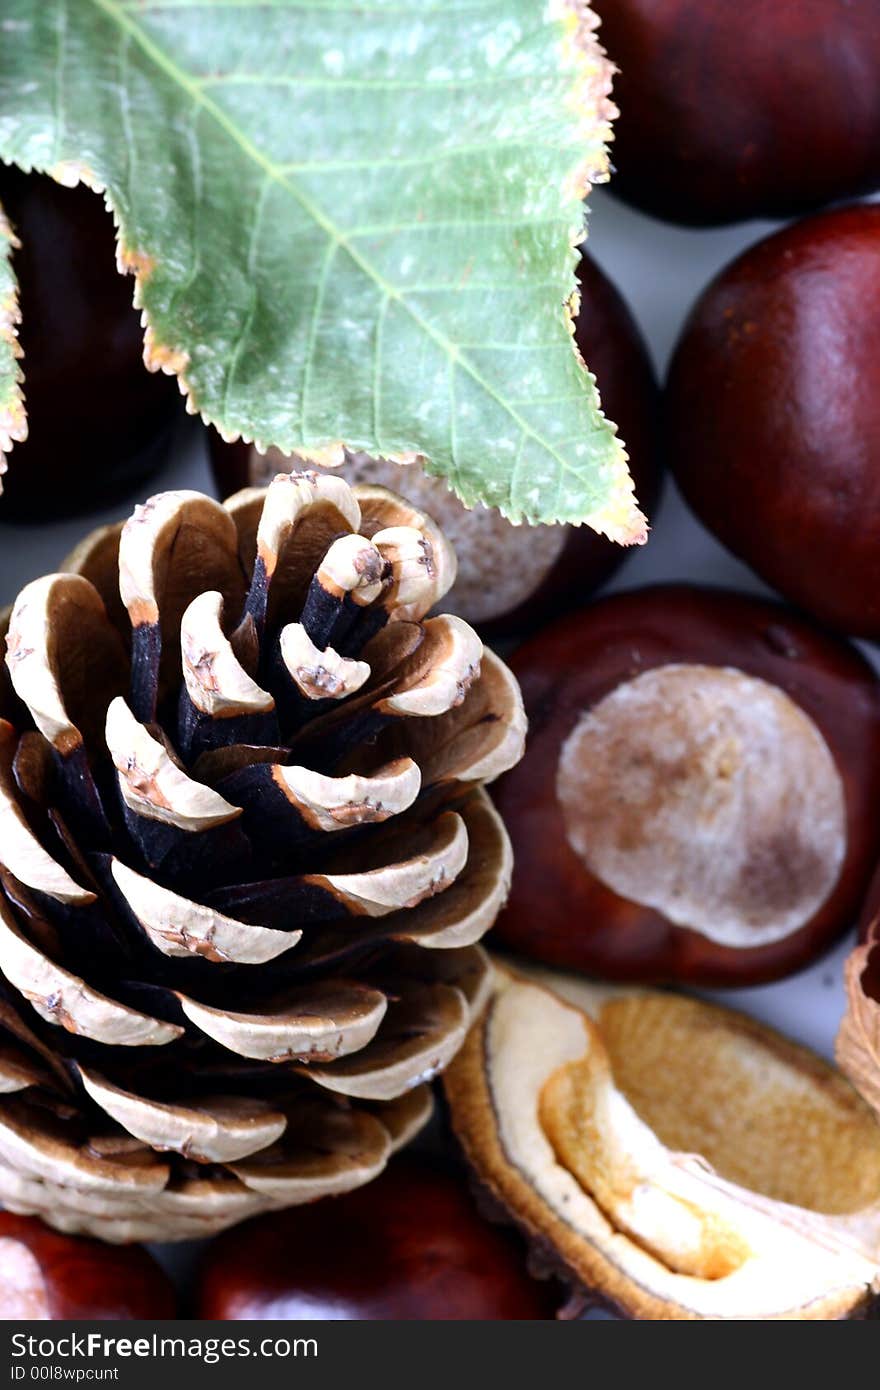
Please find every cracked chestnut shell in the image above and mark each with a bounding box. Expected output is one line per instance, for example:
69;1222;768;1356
209;252;660;637
196;1155;556;1320
593;0;880;225
0;1212;175;1319
492;584;880;986
445;962;880;1320
666;206;880;636
0;169;179;519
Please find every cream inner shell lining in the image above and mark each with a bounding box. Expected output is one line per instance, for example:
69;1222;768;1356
556;663;847;949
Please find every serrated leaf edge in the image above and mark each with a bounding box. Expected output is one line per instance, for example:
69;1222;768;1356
109;0;645;540
557;0;646;546
423;0;646;542
14;0;648;542
0;204;27;489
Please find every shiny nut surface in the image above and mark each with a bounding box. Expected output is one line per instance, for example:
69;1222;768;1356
197;1156;557;1320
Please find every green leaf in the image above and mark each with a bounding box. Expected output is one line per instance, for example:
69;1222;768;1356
0;0;645;538
0;204;26;480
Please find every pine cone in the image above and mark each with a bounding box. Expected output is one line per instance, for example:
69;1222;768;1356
0;473;525;1242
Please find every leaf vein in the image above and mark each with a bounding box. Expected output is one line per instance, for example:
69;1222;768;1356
221;170;272;422
52;0;69;167
277;141;577;174
166;99;204;318
300;236;339;443
87;0;601;511
119;1;497;12
196;71;553;92
447;356;461;497
115;28;134;216
507;430;527;518
347;215;567;236
372;291;390;455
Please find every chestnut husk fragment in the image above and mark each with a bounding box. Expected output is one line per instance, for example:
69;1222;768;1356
446;962;880;1320
837;868;880;1121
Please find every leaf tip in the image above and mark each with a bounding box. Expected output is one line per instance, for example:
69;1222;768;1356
585;487;649;547
573;416;649;543
0;205;27;489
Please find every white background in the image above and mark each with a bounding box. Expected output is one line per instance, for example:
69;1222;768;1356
0;185;862;1296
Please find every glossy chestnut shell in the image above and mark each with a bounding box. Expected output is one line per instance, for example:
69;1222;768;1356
857;862;880;944
592;0;880;225
196;1156;557;1320
0;168;179;519
0;1212;176;1320
666;206;880;636
492;585;880;987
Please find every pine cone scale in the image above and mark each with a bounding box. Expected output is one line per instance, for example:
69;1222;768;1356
107;858;300;965
76;1069;289;1165
173;979;389;1063
0;723;95;906
0;472;524;1240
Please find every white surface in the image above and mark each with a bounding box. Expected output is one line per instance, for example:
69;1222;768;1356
0;188;868;1297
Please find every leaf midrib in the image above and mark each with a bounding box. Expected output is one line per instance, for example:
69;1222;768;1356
90;0;595;498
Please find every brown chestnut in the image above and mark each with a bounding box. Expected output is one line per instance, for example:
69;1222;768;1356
666;206;880;636
492;584;880;987
0;168;179;519
196;1156;557;1320
857;860;880;945
0;1211;176;1319
592;0;880;225
208;251;660;638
